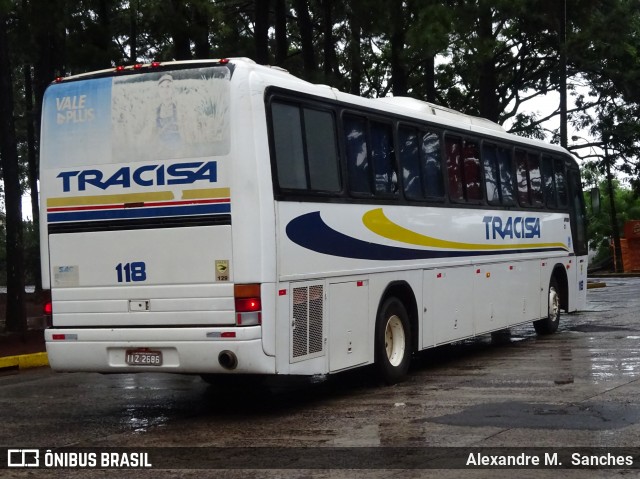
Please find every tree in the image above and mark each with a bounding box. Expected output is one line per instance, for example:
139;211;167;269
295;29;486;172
0;2;27;332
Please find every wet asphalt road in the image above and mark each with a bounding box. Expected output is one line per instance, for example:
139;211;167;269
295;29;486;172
2;277;640;478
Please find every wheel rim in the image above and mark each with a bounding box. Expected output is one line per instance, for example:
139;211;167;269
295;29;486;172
549;286;560;322
384;315;406;367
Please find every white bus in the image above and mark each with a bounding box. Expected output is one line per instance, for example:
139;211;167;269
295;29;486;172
40;58;588;384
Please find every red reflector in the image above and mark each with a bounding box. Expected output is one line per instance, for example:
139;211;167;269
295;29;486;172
151;61;161;68
115;65;125;72
221;332;236;338
476;269;481;274
133;63;143;70
437;273;442;278
235;297;261;312
54;77;64;83
52;334;65;340
44;302;53;315
357;281;364;287
220;58;230;64
278;289;287;296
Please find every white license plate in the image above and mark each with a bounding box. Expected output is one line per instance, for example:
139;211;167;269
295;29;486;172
125;349;162;366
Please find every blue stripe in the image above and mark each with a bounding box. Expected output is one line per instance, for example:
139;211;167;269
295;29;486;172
48;203;231;223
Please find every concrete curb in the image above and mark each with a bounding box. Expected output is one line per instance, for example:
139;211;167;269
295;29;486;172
0;352;49;370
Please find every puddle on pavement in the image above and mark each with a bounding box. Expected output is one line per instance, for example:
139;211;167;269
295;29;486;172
427;401;640;430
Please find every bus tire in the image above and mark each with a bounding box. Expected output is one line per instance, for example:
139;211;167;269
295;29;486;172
375;297;411;384
534;277;561;335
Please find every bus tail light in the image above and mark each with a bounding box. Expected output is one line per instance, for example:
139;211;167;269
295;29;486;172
43;298;53;327
234;284;261;326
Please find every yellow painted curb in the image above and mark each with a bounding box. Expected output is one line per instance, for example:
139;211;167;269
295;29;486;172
0;352;49;370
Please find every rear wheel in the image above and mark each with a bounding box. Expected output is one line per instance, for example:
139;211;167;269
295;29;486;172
375;297;412;384
534;277;560;335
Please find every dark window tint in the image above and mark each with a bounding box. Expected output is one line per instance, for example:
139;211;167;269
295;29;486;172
463;141;482;201
554;158;568;207
446;135;481;202
541;155;557;208
399;127;444;200
344;115;370;194
399;127;422;200
516;150;530;205
421;132;444;198
445;136;464;201
304;109;340;191
370;122;398;196
271;103;306;189
528;153;544;206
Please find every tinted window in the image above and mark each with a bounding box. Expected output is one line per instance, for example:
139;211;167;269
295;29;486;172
370;121;397;196
271;102;306;189
399;127;422;200
528;153;544;206
421;132;444;198
541;155;557;208
445;136;464;201
463;141;482;201
344;115;370;194
304;108;340;191
554;158;568;208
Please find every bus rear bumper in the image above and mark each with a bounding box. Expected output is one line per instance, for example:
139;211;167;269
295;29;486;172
44;326;276;374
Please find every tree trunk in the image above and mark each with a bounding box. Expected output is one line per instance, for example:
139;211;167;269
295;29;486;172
191;1;211;59
170;0;192;60
390;0;408;96
322;0;337;84
254;0;270;65
24;64;42;294
477;5;500;122
348;7;361;95
425;55;437;103
0;11;27;333
129;0;138;62
274;0;288;65
294;0;316;77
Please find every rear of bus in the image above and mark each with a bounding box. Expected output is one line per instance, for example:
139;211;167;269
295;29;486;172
40;59;277;375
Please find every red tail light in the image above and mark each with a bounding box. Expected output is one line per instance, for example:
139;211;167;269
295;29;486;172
44;301;53;316
234;284;261;326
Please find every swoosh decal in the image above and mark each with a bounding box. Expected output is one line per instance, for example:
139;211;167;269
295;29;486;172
363;208;568;251
286;211;566;261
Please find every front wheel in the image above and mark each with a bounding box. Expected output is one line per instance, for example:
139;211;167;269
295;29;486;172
534;277;560;335
375;297;412;384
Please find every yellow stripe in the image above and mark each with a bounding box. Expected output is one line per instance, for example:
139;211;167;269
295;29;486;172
363;208;567;251
47;192;174;208
181;187;231;200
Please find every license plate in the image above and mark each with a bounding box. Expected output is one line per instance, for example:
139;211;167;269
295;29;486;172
125;349;162;366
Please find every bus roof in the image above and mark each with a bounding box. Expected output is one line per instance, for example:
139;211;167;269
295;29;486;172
51;57;574;163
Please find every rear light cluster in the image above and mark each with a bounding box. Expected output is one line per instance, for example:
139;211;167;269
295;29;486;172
234;284;261;326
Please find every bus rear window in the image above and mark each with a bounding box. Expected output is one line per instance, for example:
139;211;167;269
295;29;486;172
41;66;231;168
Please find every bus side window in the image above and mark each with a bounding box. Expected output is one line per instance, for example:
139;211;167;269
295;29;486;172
483;144;500;205
303;108;340;192
528;153;544;206
344;115;371;195
541;155;557;208
421;131;444;198
399;126;422;200
497;147;514;205
271;102;307;189
554;158;568;208
370;121;398;196
463;140;482;201
445;136;464;201
515;150;530;206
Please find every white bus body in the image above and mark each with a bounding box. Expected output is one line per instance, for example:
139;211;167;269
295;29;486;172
40;58;588;382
